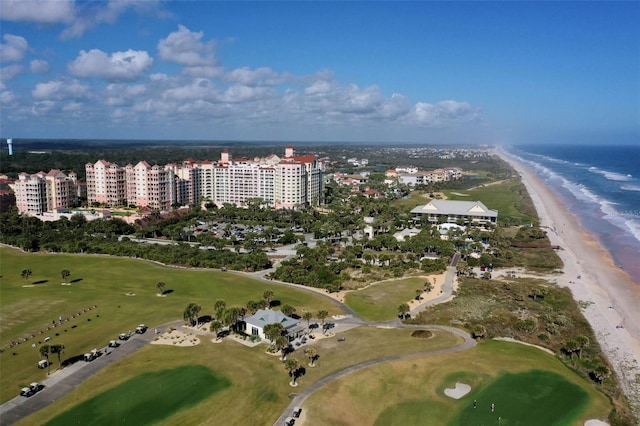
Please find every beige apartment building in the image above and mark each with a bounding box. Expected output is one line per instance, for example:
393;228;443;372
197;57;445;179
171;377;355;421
12;170;78;215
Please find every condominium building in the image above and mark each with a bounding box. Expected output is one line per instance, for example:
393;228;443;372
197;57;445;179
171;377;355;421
12;170;78;215
86;160;126;206
82;146;323;210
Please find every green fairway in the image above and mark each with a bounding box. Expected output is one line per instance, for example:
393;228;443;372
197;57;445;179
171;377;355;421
345;277;433;321
0;248;338;403
453;370;588;426
303;341;611;426
44;365;229;426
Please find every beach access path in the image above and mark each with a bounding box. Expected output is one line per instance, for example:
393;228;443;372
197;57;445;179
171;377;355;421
496;148;640;416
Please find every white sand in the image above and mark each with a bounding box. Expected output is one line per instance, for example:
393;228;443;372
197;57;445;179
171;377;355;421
150;328;200;347
444;382;471;399
584;420;610;426
497;148;640;416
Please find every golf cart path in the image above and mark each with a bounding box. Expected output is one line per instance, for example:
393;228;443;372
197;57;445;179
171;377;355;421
272;325;476;426
0;320;182;426
1;256;464;425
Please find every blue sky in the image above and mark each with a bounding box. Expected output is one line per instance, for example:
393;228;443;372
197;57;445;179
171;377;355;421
1;1;638;144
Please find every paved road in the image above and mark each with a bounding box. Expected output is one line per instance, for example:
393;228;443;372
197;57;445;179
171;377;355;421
0;320;181;426
1;253;468;426
272;325;476;426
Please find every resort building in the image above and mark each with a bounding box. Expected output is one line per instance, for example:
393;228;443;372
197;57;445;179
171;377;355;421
411;200;498;226
11;170;78;215
83;146;323;210
244;309;302;341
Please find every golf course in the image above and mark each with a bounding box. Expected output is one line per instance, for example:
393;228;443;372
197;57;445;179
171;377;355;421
1;247;613;425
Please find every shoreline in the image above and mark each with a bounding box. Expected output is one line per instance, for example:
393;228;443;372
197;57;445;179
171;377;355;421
496;147;640;415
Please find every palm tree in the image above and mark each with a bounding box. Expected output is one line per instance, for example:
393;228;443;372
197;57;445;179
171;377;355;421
39;344;51;375
210;320;223;340
50;344;65;368
284;358;300;386
317;310;329;334
575;335;590;359
263;289;275;306
60;269;70;283
415;289;423;300
472;324;487;340
281;304;296;317
592;364;611;383
21;269;32;283
263;322;285;342
156;281;166;295
183;303;201;326
214;299;226;320
302;312;313;329
275;335;289;361
397;303;410;319
564;339;579;359
304;347;318;367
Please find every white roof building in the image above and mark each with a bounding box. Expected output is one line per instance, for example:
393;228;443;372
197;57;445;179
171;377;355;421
411;200;498;225
244;309;300;341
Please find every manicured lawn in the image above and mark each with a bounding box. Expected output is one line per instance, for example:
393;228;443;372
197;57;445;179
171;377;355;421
303;341;611;426
17;327;462;426
0;248;338;403
344;277;434;321
44;365;230;426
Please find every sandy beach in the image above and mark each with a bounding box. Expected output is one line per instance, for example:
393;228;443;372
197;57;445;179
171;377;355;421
496;148;640;414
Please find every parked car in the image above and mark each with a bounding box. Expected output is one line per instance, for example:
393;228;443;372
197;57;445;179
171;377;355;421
108;340;119;348
37;360;48;369
135;324;147;334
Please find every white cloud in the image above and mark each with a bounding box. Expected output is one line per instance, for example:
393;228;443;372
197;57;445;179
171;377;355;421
30;59;50;74
221;84;270;103
31;100;56;115
0;64;25;81
163;78;219;102
157;25;216;66
104;83;147;106
68;49;153;81
0;0;75;24
407;100;479;126
224;67;281;86
0;34;29;62
60;0;164;39
32;79;90;100
0;90;17;104
183;66;224;79
150;73;168;81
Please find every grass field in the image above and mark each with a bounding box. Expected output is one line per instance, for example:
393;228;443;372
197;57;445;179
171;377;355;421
344;277;434;321
16;327;461;425
44;365;230;426
303;341;611;426
0;247;338;403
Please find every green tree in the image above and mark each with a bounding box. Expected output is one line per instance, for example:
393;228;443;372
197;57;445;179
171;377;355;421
281;304;296;317
263;322;285;342
210;320;223;340
592;364;611;383
564;339;579;359
156;281;166;295
263;289;275;306
302;311;313;328
397;303;410;319
50;344;65;368
317;310;329;333
284;358;300;386
304;347;318;367
575;335;590;359
21;269;32;283
39;344;51;375
214;299;226;319
472;324;487;340
275;335;289;361
60;269;71;283
183;303;201;326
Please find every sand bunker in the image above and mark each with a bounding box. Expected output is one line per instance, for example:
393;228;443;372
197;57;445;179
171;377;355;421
444;382;471;399
584;420;609;426
151;329;200;347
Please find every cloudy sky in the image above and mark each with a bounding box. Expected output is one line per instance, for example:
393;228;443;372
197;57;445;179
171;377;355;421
1;1;638;144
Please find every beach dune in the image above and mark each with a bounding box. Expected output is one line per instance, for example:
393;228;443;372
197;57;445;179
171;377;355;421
496;148;640;416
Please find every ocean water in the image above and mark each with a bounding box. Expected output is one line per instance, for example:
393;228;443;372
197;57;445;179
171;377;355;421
504;144;640;284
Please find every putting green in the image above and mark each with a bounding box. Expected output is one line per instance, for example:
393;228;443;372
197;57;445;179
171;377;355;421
374;370;588;426
454;370;588;425
44;365;230;426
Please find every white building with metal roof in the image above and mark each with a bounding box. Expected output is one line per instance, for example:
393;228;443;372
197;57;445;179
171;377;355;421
411;200;498;225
